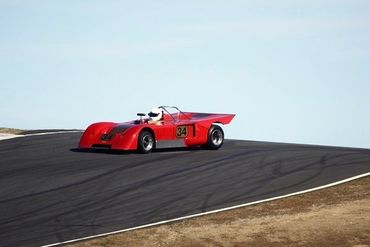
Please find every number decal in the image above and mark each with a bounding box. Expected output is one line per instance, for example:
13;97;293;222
176;126;188;138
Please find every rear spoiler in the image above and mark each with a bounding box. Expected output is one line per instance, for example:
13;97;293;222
186;112;236;125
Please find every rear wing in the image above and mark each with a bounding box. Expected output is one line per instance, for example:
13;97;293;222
185;112;236;125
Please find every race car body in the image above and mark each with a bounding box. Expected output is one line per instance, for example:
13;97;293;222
79;106;235;153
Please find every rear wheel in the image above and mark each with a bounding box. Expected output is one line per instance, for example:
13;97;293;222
206;125;224;150
138;130;155;153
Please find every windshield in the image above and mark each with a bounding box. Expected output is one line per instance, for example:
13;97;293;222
159;106;190;122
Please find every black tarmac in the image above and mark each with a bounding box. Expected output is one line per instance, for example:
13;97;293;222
0;132;369;247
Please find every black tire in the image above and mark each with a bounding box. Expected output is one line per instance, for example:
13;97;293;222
206;125;224;150
138;130;155;153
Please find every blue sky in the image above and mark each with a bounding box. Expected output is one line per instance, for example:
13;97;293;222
1;0;370;148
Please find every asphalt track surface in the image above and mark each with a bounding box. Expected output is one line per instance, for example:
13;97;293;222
1;133;370;247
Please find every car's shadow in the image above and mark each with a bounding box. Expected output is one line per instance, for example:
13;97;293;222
70;148;128;155
70;146;204;155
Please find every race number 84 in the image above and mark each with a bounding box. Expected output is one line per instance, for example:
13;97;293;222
176;126;188;138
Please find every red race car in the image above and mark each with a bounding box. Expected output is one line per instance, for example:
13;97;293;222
79;106;235;153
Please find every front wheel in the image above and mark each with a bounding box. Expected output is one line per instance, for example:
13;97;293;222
138;130;155;153
206;125;224;150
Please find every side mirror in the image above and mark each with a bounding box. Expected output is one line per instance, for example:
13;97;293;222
137;113;146;124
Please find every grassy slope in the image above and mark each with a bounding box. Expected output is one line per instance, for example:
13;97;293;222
0;127;24;134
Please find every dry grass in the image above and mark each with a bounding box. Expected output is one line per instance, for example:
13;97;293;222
69;176;370;247
0;127;24;134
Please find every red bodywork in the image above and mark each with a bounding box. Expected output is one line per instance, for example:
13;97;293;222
79;110;235;151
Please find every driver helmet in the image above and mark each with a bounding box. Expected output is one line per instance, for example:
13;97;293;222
148;107;163;121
